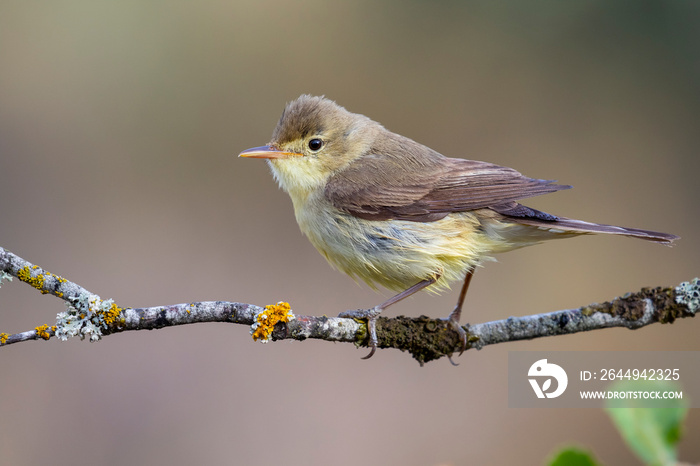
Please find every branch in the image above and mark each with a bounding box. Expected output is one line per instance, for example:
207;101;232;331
1;246;697;364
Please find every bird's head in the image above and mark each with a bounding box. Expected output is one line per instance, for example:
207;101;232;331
239;95;381;197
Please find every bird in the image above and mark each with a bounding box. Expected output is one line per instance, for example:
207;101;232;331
239;94;679;359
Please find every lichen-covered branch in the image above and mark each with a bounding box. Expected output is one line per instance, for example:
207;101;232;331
0;246;697;364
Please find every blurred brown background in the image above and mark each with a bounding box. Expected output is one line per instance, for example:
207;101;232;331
1;1;698;465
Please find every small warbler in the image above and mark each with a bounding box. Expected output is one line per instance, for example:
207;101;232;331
239;95;678;359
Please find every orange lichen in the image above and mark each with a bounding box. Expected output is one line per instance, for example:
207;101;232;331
101;302;123;326
251;302;295;343
16;266;67;295
18;266;46;293
0;333;8;345
35;324;51;340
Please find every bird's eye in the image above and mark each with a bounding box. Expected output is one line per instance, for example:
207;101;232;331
308;138;324;152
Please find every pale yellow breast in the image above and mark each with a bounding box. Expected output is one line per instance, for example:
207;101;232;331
292;192;518;292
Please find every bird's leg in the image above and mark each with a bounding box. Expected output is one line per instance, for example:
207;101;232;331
339;275;438;359
445;269;474;359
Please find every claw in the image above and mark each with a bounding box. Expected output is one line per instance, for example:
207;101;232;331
361;345;377;360
444;313;468;357
362;314;379;359
339;307;380;360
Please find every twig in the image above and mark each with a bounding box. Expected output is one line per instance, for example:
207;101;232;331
1;246;697;364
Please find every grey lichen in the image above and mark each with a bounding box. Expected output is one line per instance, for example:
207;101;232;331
0;271;12;288
55;292;119;342
675;278;700;314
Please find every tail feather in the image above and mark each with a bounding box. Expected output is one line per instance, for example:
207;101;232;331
510;216;679;245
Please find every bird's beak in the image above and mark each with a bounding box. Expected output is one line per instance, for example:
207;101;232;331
238;145;302;159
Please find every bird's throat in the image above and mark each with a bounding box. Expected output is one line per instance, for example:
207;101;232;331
268;158;330;206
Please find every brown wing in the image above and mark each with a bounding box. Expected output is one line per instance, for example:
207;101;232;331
324;136;570;222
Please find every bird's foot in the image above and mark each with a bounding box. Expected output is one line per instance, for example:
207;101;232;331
444;307;468;358
338;307;382;359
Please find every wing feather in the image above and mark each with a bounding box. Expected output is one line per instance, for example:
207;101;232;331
324;133;570;222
